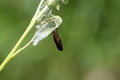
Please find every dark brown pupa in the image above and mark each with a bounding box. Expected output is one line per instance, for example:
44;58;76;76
53;29;63;51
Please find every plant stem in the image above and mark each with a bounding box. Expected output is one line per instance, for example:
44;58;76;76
0;20;35;72
13;37;34;57
0;0;60;72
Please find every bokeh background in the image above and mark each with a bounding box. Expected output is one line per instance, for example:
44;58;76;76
1;0;120;80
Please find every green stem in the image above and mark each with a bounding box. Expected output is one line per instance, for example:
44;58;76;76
0;20;35;72
0;0;59;72
13;37;34;57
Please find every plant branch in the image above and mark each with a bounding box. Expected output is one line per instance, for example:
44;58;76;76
0;0;67;72
0;0;53;72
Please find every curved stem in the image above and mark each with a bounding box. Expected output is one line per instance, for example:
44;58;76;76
0;20;35;72
13;36;35;57
0;0;60;72
0;0;45;71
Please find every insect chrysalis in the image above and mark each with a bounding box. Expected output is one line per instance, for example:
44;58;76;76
32;16;62;46
53;29;63;51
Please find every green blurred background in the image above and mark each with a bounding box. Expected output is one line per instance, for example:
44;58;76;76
1;0;120;80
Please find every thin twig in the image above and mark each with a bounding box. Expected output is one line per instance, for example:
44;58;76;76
0;0;64;72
